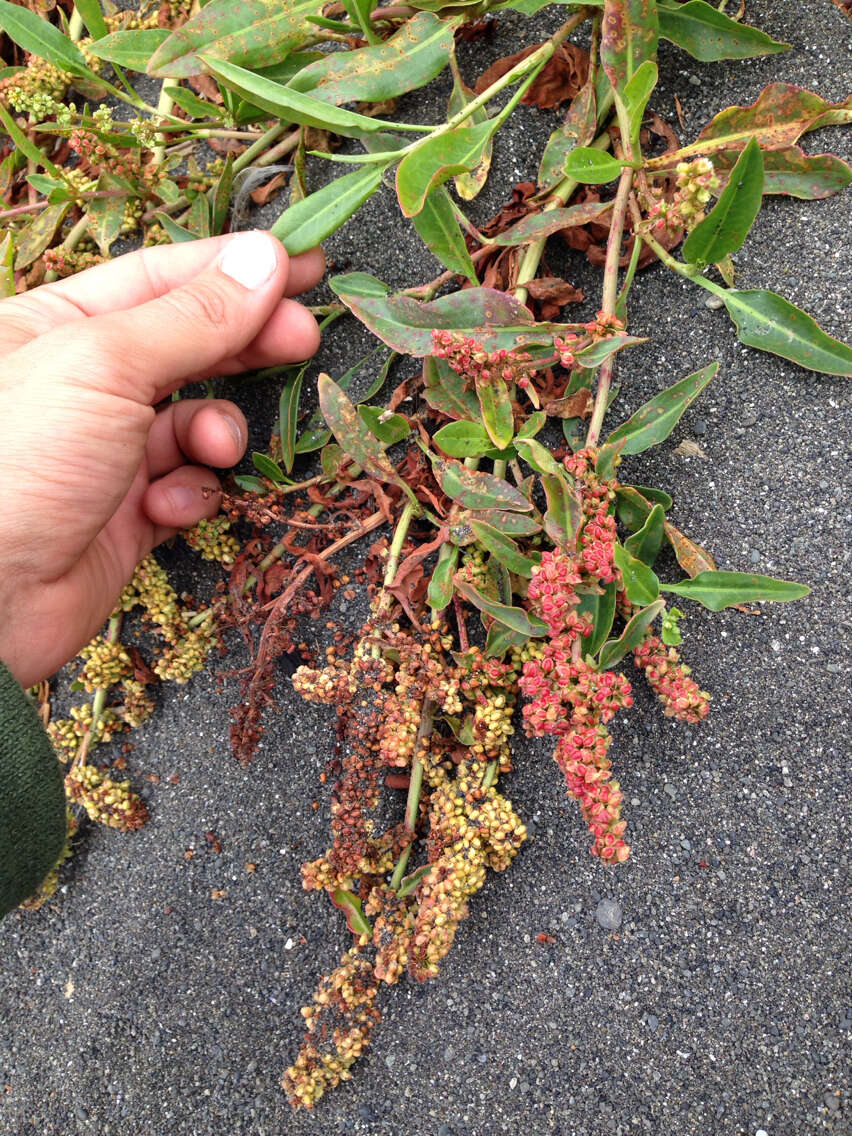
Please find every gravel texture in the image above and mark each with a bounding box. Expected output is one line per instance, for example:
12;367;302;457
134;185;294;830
1;3;850;1134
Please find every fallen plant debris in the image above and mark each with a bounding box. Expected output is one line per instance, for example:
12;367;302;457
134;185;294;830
2;0;850;1111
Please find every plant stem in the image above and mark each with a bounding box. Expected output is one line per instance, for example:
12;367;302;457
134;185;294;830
382;499;416;590
151;85;175;166
75;613;122;767
584;163;634;448
388;700;434;891
68;7;84;41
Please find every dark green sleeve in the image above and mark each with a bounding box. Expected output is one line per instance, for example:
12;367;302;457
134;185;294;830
0;662;67;918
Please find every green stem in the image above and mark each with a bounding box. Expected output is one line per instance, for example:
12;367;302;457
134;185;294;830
482;761;498;791
585;163;635;449
78;612;122;765
68;8;84;41
382;499;416;590
151;85;175;166
389;699;434;891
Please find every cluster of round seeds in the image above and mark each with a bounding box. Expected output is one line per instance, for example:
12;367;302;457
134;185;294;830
431;328;537;390
527;549;583;636
42;247;105;277
365;886;417;985
646;157;721;235
181;517;241;564
119;680;156;729
633;633;711;723
553;726;628;862
3;56;69;115
283;949;380;1110
77;638;133;692
47;704;123;761
65;763;147;831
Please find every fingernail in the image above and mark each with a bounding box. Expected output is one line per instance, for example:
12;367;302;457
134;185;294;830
164;485;196;513
217;410;243;448
218;231;279;290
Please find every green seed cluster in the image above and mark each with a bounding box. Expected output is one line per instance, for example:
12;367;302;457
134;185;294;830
47;704;123;761
3;57;68;116
119;680;156;729
77;638;133;693
65;763;148;830
181;517;240;565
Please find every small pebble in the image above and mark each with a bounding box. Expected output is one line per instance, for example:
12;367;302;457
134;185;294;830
750;550;761;564
646;1014;659;1033
704;295;724;310
693;418;707;436
688;73;701;85
663;783;677;799
438;1126;454;1136
596;899;622;931
824;1092;840;1111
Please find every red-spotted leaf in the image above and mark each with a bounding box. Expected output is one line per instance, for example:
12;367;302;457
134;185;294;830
291;13;455;105
430;456;533;512
471;510;541;537
423;356;482;422
330;887;373;937
433;420;505;459
454;576;547;637
601;0;659;90
448;71;492;201
148;0;325;77
493;200;612;246
604;362;717;455
411;187;478;284
598;598;665;670
664;521;716;577
470;520;539;578
318;373;416;501
683;138;763;265
615;484;673;530
538;81;598;191
330;273;568;355
541;472;582;550
661;570;810;611
13;202;70;271
475;373;514;449
658;0;789;61
714;146;852;201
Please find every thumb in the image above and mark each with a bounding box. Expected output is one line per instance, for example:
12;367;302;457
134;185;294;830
33;231;292;404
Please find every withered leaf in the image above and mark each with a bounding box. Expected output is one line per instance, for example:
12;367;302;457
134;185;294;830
475;43;589;111
542;387;593;419
524;276;584;319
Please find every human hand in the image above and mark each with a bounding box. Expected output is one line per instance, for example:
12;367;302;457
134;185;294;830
0;231;324;687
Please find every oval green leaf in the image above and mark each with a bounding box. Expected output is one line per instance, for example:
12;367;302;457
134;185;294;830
720;289;852;376
604;362;718;455
660;570;810;611
598;598;666;671
683;137;763;266
396;120;497;218
559;147;624;185
624;503;665;566
454;576;547;638
613;543;660;606
271;165;385;256
658;0;790;62
431;456;532;513
470;520;538;578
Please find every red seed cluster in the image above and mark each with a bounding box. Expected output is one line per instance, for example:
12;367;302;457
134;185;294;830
527;549;584;637
633;633;711;723
431;329;537;389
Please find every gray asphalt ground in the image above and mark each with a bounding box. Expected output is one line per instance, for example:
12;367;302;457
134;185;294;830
1;2;850;1134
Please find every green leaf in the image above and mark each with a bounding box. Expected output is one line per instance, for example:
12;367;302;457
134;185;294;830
475;372;514;450
577;580;617;657
538;81;597;191
13;202;69;271
73;0;108;40
683;138;763;265
185;193;211;239
396;120;497;217
720;290;852;376
292;12;454;104
541;472;582;550
0;102;62;177
252;452;286;482
330;887;372;937
660;605;684;646
594;439;625;481
574;331;647;368
201;55;414;137
271;166;385;256
622;59;658;147
600;0;659;90
433;421;503;459
625;503;665;566
26;173;66;198
558;147;624;185
88;29;170;71
148;0;326;77
604;362;717;454
493;200;612;246
279;365;306;474
469;509;540;537
330;273;564;356
318;373;416;501
429;455;533;512
153;211;197;243
85;174;128;255
411;186;478;284
470;520;538;578
613;543;660;606
454;577;547;638
233;474;267;493
657;0;789;61
661;570;810;611
448;71;492;201
598;598;665;670
427;545;458;611
395;864;431;898
514;437;562;477
0;231;14;300
485;621;530;659
358;405;411;445
210;152;234;235
0;0;96;78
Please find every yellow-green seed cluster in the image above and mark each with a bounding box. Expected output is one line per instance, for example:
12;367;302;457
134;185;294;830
65;763;148;830
181;517;240;565
47;704;123;761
